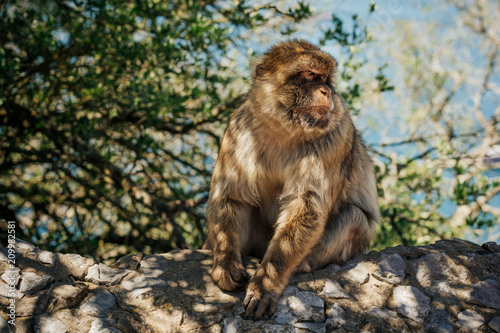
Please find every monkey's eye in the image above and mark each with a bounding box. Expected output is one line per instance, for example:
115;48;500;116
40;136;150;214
302;70;328;83
303;70;315;80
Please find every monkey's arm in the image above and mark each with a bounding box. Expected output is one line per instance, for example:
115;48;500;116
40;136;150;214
205;195;252;291
243;189;330;319
204;120;259;291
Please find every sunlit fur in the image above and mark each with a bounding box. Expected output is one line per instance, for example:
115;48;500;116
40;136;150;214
203;40;380;320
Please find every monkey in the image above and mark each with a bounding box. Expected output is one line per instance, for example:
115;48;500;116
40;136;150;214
202;40;380;320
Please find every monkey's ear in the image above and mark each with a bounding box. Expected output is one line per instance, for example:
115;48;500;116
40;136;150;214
253;55;269;79
254;63;266;78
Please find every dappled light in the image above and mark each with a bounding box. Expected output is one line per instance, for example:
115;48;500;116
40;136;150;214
1;0;499;331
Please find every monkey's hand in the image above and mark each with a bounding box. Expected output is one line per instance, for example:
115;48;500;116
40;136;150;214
242;276;279;320
212;258;249;291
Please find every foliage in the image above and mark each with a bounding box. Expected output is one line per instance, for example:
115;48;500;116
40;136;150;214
371;0;500;249
0;0;384;261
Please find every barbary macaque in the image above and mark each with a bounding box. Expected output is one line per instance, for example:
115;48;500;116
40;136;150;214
203;40;379;320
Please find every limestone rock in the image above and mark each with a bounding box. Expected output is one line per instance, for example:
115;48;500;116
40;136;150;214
373;253;405;284
482;241;500;252
342;261;370;285
319;279;349;299
86;263;130;285
0;283;24;299
89;319;122;333
59;253;96;280
13;293;50;316
272;288;296;325
456;309;485;330
48;282;89;312
1;238;499;333
263;324;294;333
37;251;57;267
413;252;468;288
489;316;500;333
393;285;430;323
426;309;454;333
18;272;54;294
292;322;326;333
14;239;36;254
112;252;144;270
326;303;346;329
80;291;116;317
1;267;20;287
366;306;398;320
223;316;242;333
139;255;169;278
35;314;67;333
287;290;325;322
469;279;500;309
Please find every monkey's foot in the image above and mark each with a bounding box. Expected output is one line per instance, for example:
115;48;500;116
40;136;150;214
242;280;279;320
212;260;249;291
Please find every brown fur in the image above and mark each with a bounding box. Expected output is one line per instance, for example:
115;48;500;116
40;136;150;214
203;40;380;319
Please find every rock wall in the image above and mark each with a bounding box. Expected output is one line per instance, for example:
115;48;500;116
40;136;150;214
0;238;499;333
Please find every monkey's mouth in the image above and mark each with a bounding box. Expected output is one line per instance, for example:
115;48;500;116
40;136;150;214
294;106;331;129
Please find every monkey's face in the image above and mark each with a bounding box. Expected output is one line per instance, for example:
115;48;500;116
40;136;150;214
284;68;335;129
251;40;338;131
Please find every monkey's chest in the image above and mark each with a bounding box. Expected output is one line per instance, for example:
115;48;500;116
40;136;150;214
255;176;284;225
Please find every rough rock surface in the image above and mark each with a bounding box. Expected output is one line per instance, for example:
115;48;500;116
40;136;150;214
1;238;499;333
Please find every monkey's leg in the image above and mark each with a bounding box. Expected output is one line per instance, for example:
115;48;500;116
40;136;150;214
243;195;327;320
205;198;251;291
305;205;372;271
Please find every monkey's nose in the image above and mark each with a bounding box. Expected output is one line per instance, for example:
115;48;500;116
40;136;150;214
319;88;329;97
314;86;333;110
